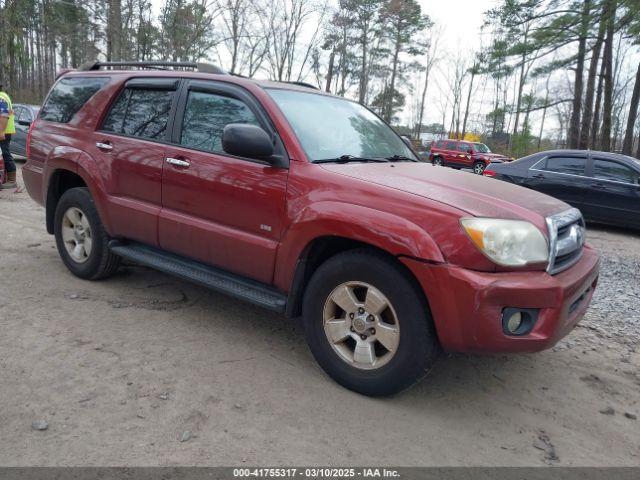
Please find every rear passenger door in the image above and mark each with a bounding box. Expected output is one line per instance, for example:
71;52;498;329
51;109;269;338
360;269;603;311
95;78;180;246
456;143;473;168
584;157;640;227
444;141;459;166
159;80;288;284
526;155;589;209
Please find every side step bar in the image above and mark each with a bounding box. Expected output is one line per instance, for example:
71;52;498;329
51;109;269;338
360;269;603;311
109;241;287;313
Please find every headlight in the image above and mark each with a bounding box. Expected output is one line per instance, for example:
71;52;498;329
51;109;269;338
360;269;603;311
461;218;549;267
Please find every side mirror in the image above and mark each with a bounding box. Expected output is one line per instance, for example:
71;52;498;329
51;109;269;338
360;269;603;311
401;136;413;148
222;123;276;162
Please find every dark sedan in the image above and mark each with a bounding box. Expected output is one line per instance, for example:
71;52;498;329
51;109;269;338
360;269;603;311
484;150;640;229
10;104;40;159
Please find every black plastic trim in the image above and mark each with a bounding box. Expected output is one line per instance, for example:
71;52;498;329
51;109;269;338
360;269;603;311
109;241;287;313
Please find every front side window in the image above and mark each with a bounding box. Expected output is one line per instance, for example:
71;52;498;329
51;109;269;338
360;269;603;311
102;87;174;140
40;77;108;123
267;89;415;162
180;91;260;154
474;143;491;153
540;157;585;176
593;159;640;184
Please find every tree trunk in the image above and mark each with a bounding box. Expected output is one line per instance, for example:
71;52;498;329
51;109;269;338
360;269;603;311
512;23;530;138
325;50;335;93
579;13;605;149
461;69;476;139
568;0;591;149
622;62;640;155
358;25;369;104
600;0;616;152
591;48;607;149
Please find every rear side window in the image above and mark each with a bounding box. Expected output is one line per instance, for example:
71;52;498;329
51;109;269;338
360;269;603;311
457;143;471;153
40;77;108;123
446;141;457;150
180;91;260;154
593;159;640;184
540;157;585;176
102;87;175;140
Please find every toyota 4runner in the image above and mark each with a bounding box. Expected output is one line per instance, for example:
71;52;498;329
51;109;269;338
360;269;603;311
23;61;599;396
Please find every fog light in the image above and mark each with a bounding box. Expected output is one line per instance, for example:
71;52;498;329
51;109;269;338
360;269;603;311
501;307;539;336
506;312;523;334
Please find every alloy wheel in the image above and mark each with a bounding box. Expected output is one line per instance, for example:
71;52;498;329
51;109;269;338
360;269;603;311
322;281;400;370
61;207;93;263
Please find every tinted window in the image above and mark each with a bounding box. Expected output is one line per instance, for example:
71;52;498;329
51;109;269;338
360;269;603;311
457;143;471;153
13;106;25;122
40;77;108;123
180;91;259;153
593;159;640;184
541;157;585;176
103;88;174;140
445;141;457;150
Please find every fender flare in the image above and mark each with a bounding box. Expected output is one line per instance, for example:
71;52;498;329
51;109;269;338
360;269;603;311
44;148;113;235
273;201;445;292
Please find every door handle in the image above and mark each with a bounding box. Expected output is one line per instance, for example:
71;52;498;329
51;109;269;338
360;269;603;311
96;142;113;152
166;157;190;168
592;183;605;190
532;174;545;179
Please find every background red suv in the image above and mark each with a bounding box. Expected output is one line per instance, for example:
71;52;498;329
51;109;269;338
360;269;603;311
430;139;510;174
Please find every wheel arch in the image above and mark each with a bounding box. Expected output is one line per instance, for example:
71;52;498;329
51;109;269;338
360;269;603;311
45;150;111;235
278;202;445;318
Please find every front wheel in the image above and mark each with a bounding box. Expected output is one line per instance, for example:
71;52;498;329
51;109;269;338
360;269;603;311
302;250;439;396
473;161;486;175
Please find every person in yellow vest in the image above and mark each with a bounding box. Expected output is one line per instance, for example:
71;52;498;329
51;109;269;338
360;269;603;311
0;82;17;189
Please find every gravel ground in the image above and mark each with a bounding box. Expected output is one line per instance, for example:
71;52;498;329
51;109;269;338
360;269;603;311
0;166;639;466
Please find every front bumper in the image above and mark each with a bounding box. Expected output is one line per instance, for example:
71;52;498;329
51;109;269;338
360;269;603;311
402;246;600;353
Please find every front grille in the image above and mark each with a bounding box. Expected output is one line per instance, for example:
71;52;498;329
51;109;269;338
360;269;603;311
546;208;585;275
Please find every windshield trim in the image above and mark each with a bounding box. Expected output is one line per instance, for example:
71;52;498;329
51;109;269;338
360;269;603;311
264;87;420;163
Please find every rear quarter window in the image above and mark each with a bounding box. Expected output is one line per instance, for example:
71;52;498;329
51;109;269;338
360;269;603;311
40;77;109;123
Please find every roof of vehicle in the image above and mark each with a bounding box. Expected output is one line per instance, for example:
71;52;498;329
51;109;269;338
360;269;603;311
14;103;40;109
60;61;330;96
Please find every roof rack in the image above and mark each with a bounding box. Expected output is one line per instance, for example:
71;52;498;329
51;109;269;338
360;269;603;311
77;61;227;75
284;81;319;90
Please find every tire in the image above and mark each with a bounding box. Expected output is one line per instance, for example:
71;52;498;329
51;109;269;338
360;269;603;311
302;249;439;396
54;187;120;280
473;161;486;175
432;156;443;167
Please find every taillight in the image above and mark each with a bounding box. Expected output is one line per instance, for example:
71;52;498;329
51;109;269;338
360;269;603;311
483;168;497;177
26;120;36;159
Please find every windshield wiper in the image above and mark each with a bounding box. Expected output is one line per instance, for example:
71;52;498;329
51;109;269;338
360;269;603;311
385;154;418;162
314;155;390;164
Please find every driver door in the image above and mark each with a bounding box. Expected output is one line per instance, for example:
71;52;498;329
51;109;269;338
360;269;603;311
159;80;289;283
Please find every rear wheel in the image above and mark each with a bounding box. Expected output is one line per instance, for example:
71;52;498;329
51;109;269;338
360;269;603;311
432;156;443;167
473;161;486;175
302;250;439;396
54;187;120;280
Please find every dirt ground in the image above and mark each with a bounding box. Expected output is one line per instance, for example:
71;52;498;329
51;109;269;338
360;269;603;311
1;165;639;467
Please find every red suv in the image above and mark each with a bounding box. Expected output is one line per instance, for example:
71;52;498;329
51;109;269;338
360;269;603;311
23;62;599;396
430;139;510;174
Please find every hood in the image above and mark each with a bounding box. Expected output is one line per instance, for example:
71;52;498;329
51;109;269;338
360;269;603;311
320;162;569;229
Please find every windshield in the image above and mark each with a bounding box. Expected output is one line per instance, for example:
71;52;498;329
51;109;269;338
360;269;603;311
474;143;491;153
267;89;416;162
